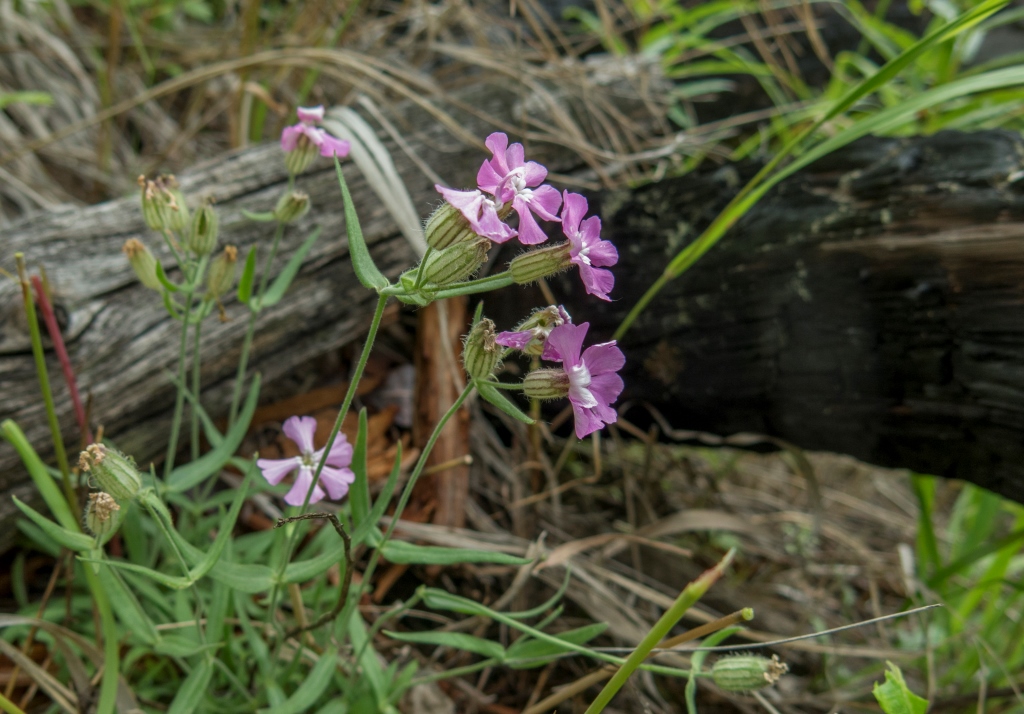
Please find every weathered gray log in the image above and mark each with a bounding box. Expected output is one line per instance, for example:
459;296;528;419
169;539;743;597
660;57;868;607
536;130;1024;502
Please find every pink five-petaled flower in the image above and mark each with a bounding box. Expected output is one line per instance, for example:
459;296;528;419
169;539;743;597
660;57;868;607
435;185;517;243
280;106;350;173
562;191;618;301
256;416;355;507
545;322;625;439
476;133;561;245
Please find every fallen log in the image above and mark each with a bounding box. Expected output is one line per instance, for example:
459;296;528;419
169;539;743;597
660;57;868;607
4;113;1024;553
539;129;1024;502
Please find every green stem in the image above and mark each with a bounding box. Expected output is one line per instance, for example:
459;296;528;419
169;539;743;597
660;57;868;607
479;380;525;390
228;220;285;426
164;290;195;479
413;658;500;685
82;567;120;714
190;313;204;462
412;247;433;290
143;498;207;644
14;255;74;510
584;549;735;714
350;383;474;662
266;294;389;639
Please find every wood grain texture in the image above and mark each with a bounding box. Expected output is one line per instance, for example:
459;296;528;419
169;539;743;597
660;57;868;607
536;130;1024;501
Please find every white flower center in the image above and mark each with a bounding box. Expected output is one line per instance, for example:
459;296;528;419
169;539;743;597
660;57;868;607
298;451;315;468
509;168;527;194
567;360;597;408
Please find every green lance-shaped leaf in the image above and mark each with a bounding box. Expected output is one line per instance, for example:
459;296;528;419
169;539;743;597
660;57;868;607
166;374;261;492
506;623;609;669
335;157;389;291
1;420;78;530
12;496;95;552
154;261;181;293
873;662;928;714
260;227;322;308
349;408;372;529
167;658;213;714
237;245;258;304
384;630;506;660
257;647;339;714
381;541;531;566
476;381;534;424
241;209;278;223
352;442;402;547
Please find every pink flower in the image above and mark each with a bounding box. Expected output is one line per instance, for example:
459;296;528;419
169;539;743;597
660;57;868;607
545;322;624;439
496;305;571;358
562;191;617;301
476;133;561;245
435;185;517;243
256;416;355;506
281;105;350;161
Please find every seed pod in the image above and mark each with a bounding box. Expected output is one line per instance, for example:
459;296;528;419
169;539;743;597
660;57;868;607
711;655;788;692
84;492;121;537
424;201;478;250
78;444;142;502
273;190;311;224
122;239;162;292
463;318;501;380
138;174;189;232
421;237;491;286
509;243;572;285
188;201;219;256
523;368;570;400
206;245;239;301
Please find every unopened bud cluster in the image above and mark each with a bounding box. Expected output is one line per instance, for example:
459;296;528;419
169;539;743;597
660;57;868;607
79;444;142;502
122;239;162;292
274;191;311;224
188;201;220;256
139;174;189;233
711;655;788;693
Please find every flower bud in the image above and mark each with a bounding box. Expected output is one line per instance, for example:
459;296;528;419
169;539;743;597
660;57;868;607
78;444;142;502
188;201;219;256
511;305;571;356
523;368;570;400
421;237;491;286
138;174;189;233
122;239;162;291
284;135;319;176
711;655;788;692
424;201;477;250
273;190;311;224
206;245;239;301
509;243;572;285
84;492;121;537
463;318;501;379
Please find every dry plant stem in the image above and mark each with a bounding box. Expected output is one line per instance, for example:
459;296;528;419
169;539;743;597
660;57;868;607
1;551;64;701
523;610;752;714
14;255;74;508
31;276;92;444
584;549;736;714
275;512;354;638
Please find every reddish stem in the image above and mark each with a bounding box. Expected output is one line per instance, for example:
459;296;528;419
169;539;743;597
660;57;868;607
30;276;93;445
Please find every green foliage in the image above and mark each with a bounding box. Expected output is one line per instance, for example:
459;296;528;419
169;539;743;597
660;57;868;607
873;662;928;714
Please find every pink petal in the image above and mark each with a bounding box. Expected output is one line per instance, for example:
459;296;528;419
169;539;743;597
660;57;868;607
256;458;297;486
319;466;355;500
283;416;318;454
582;342;625;376
546;323;589;367
496;330;534;350
281;125;304;152
477;160;504;195
586;240;618;268
571;401;608;439
522;161;548;188
514;203;549;245
561;191;588;236
505;143;525;171
578;264;614;301
296;105;325;123
473;205;517;243
588;371;624;407
485;133;509;173
318;135;350;158
529;185;562;221
324;438;353;467
285;468;325;506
